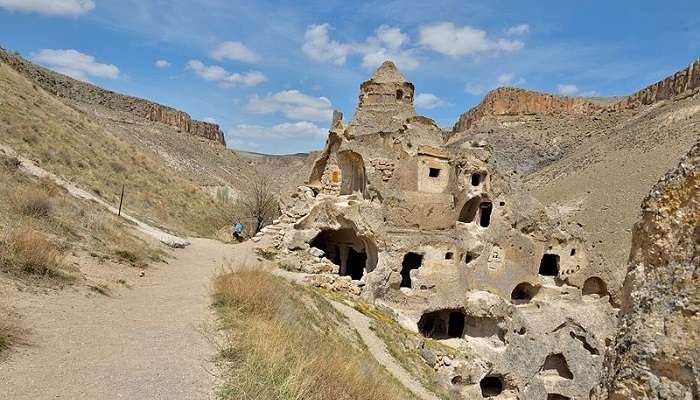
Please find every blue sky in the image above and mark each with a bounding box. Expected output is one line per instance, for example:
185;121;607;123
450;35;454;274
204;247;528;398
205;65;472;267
1;0;698;154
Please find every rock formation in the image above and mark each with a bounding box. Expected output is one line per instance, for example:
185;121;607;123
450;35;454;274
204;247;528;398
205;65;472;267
453;87;601;132
602;143;699;400
263;61;619;399
0;47;226;145
614;59;700;110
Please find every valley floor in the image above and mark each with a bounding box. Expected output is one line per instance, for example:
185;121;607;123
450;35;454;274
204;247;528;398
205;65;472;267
0;238;229;400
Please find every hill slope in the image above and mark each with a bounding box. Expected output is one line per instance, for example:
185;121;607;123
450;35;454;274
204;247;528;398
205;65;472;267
449;59;700;281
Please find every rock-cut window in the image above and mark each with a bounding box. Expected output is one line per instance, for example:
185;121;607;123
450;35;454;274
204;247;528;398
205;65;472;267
429;168;441;178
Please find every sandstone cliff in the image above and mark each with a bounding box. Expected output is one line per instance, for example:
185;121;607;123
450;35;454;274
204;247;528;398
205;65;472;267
614;59;700;110
603;143;699;400
452;87;601;132
0;47;226;145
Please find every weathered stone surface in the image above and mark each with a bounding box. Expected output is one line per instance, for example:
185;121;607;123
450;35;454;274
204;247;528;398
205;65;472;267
602;143;699;400
275;62;618;399
0;47;225;145
614;59;700;110
453;87;601;132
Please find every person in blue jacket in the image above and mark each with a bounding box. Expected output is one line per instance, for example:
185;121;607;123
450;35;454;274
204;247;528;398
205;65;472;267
233;222;244;241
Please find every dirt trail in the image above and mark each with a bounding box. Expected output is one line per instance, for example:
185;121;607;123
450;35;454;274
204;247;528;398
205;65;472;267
0;238;231;400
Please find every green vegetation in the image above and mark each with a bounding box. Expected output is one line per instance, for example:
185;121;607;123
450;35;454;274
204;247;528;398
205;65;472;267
212;268;418;400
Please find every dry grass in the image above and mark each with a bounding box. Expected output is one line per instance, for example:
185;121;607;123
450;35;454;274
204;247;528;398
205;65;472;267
0;63;229;237
0;153;164;281
0;225;68;279
213;268;418;400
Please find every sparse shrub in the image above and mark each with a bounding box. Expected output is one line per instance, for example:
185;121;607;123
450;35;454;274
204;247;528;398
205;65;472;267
0;226;67;278
16;188;53;218
114;249;140;265
109;161;126;173
0;154;21;171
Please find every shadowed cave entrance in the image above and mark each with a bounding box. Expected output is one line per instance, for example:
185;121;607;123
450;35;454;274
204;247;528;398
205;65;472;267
310;228;376;280
400;252;423;288
458;197;493;227
418;309;465;339
539;254;560;276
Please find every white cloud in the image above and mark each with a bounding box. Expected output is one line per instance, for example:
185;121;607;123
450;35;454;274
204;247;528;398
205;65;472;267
0;0;94;16
302;23;353;65
186;59;266;88
247;90;333;122
557;83;579;95
496;73;515;85
302;23;419;71
374;25;409;50
229;121;327;139
154;59;171;68
32;49;120;82
210;41;260;63
506;24;530;36
580;90;599;97
466;72;525;95
413;93;443;109
202;117;217;124
418;22;524;57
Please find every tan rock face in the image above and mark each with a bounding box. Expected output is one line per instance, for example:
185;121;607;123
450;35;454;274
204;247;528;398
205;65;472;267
614;59;700;110
602;143;699;400
268;62;619;400
453;87;601;132
0;47;226;145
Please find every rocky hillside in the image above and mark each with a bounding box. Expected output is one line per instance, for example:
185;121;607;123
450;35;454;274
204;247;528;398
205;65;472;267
452;87;601;132
0;47;312;235
614;59;700;109
0;47;226;145
448;59;700;295
602;143;698;400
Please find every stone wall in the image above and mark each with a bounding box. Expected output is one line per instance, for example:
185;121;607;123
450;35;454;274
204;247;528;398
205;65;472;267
614;59;700;110
453;87;601;132
0;47;226;145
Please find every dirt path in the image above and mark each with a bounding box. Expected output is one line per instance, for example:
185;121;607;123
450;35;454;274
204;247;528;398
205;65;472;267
0;238;231;400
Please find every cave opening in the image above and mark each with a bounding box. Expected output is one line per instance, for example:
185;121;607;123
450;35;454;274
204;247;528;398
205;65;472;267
539;254;560;276
480;375;504;398
400;252;423;288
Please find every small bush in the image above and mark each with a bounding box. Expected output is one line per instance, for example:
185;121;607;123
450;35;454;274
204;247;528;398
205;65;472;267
0;154;21;171
16;188;53;218
115;249;140;264
0;226;67;278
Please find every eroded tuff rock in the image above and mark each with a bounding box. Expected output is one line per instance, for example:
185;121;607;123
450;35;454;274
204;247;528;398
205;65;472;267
0;47;225;145
452;87;601;132
264;61;618;399
614;59;700;110
601;143;699;400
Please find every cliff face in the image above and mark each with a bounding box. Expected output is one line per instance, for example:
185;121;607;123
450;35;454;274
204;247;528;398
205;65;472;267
0;48;226;146
603;143;699;400
452;87;601;132
614;59;700;110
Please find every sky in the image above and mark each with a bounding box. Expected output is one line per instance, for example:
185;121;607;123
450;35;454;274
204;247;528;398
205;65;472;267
0;0;698;154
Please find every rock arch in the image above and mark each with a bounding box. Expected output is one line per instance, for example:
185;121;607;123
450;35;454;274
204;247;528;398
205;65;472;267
582;276;608;298
310;228;377;280
458;196;493;227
